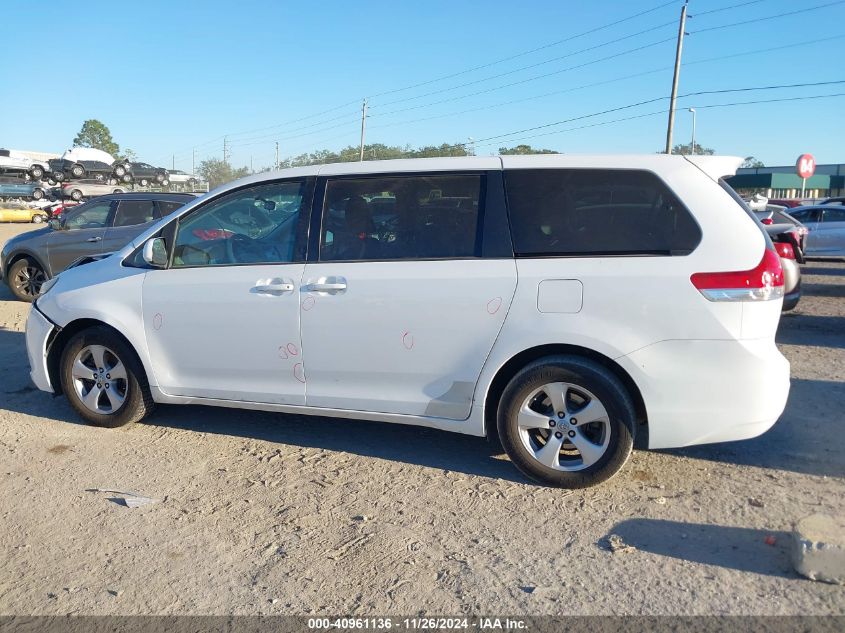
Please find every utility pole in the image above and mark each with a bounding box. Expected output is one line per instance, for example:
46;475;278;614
275;141;280;169
688;107;697;155
192;148;196;176
250;155;253;173
223;136;229;164
172;154;175;170
359;98;368;162
664;1;688;154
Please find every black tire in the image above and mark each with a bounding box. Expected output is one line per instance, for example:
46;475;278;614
122;174;132;183
497;355;635;488
47;178;57;186
60;326;155;428
139;178;149;187
32;214;46;224
155;173;165;183
53;172;64;183
32;188;44;200
113;188;124;194
7;257;47;302
29;165;44;179
70;189;83;201
70;163;85;178
161;179;170;187
113;164;126;177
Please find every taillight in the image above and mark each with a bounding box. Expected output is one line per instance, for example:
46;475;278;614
691;249;784;302
775;242;796;260
761;217;773;225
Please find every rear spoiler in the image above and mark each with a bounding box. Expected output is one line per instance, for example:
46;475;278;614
683;155;744;182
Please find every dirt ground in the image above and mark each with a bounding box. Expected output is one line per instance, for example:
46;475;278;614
0;221;843;616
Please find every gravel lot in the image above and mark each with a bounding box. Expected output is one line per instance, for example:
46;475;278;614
0;222;843;616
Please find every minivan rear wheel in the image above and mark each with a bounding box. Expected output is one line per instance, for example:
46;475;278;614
60;326;155;428
498;356;635;488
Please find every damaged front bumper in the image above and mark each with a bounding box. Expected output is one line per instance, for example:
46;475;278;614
25;303;58;393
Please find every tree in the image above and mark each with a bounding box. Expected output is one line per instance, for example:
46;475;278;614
741;156;765;168
661;142;715;156
119;148;138;163
498;144;559;155
197;158;249;188
73;119;120;156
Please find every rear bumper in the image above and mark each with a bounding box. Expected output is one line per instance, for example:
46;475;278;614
25;304;56;393
617;338;790;449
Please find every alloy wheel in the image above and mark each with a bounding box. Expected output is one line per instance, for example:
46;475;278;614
70;345;128;414
517;382;611;471
13;264;47;298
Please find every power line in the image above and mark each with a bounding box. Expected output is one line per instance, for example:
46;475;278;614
367;0;678;100
370;23;678;110
691;0;769;18
691;0;845;34
365;35;844;135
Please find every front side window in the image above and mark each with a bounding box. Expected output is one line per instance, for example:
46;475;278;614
64;201;113;230
790;208;821;223
822;208;845;223
113;200;156;227
320;174;482;261
505;169;701;256
156;200;186;217
171;180;309;267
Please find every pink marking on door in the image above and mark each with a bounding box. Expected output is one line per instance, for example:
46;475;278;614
153;313;164;330
486;297;502;315
402;331;415;350
287;343;299;356
293;362;306;383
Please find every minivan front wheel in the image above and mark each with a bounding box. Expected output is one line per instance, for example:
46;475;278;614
60;327;155;428
498;356;635;488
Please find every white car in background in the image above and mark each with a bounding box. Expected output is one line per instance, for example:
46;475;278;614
25;154;789;488
166;170;201;188
0;148;49;180
60;180;126;201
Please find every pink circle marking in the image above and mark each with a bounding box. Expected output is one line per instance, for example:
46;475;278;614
287;343;299;356
486;297;503;315
301;295;316;311
153;313;163;330
402;331;415;350
293;363;306;383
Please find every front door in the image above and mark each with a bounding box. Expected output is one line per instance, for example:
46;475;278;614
47;199;114;273
142;178;313;404
816;207;845;255
300;171;516;419
100;198;158;254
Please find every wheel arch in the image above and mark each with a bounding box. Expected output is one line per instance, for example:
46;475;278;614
47;319;148;397
5;249;52;280
482;344;649;449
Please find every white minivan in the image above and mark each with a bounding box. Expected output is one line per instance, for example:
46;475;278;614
25;155;790;487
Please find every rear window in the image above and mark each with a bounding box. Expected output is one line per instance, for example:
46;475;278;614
504;169;701;256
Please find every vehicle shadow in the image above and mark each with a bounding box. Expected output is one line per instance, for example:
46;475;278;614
776;315;845;350
606;519;795;578
665;377;845;479
801;262;845;276
801;283;845;299
0;327;523;483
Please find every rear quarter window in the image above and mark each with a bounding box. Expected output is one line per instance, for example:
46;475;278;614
504;168;701;256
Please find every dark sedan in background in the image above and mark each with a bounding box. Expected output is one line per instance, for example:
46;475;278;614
1;192;195;301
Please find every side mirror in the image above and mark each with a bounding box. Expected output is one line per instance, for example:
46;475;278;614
142;237;168;268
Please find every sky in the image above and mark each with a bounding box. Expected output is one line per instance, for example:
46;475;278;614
2;0;844;172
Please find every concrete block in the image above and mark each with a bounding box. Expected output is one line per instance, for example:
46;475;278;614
792;514;845;585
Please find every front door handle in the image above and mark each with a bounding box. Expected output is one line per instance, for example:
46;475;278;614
87;236;102;243
252;278;295;296
304;276;347;294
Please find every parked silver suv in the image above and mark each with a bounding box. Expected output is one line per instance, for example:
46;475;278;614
1;192;195;301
